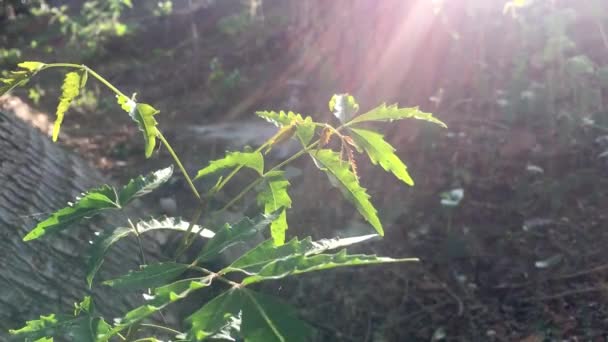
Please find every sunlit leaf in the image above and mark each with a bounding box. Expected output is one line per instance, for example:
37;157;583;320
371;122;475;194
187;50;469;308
311;149;383;236
10;297;111;342
196;211;279;262
242;249;413;285
23;185;119;241
103;262;190;291
349;128;414;186
256;171;291;245
98;278;212;341
0;61;45;95
117;95;160;158
118;166;173;205
195;151;264;180
347;103;446;128
255;110;316;145
86;216;213;288
329;93;359;123
53;71;81;141
187;288;313;342
224;234;379;275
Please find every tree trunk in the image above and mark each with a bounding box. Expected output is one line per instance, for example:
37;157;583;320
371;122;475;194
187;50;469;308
0;110;160;337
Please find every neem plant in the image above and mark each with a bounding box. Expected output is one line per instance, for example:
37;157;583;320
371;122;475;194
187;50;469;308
3;61;446;341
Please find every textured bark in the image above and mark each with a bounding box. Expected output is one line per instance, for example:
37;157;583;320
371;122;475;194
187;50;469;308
0;111;161;337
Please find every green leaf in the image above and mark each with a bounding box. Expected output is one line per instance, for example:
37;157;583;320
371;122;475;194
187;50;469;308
86;216;214;288
0;61;45;95
242;249;414;285
347;103;447;128
240;289;313;342
349;128;414;186
329;93;359;123
10;297;111;342
23;185;119;241
255;111;316;145
311;149;383;236
196;211;279;262
100;278;212;340
256;171;291;245
187;289;243;341
103;262;189;291
117;95;160;158
224;234;379;275
187;288;313;342
195;151;264;180
52;71;81;141
118;166;173;205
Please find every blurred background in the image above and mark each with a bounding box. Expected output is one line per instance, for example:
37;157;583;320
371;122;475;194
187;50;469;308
2;0;608;340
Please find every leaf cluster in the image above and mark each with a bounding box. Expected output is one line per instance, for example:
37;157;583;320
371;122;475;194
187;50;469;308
5;61;444;341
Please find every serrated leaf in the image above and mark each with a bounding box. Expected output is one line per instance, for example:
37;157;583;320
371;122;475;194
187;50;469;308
10;297;111;342
134;103;160;158
349;128;414;186
242;249;413;285
240;289;313;342
196;211;279;262
257;171;291;245
53;71;81;141
188;289;244;340
311;149;383;236
18;61;46;72
347;103;446;128
98;278;212;341
86;217;214;288
118;166;173;205
103;262;189;291
195;151;264;180
187;288;312;342
117;95;160;159
100;277;211;341
0;61;45;95
329;93;359;123
255;111;316;145
23;185;119;241
224;234;379;275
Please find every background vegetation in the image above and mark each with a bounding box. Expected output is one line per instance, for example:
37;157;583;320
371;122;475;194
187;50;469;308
2;0;608;340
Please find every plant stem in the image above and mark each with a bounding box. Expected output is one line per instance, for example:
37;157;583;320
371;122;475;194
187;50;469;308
158;132;201;200
139;323;183;336
190;265;240;288
42;63;128;98
128;218;147;265
218;140;319;213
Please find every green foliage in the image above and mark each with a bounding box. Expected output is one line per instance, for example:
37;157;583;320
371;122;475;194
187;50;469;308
329;93;360;123
187;288;313;342
195;151;264;180
349;128;415;186
0;61;45;95
256;171;291;245
53;71;81;141
256;111;316;145
224;234;385;275
348;103;447;127
23;167;173;241
7;60;440;341
10;297;111;342
240;249;409;285
311;149;384;236
196;212;279;263
103;262;190;290
86;216;214;287
117;96;161;158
